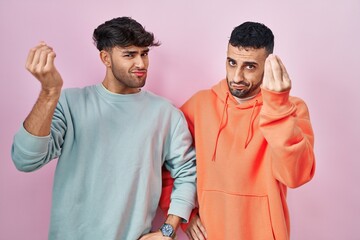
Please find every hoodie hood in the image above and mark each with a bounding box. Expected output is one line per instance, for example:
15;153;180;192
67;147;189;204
210;79;263;161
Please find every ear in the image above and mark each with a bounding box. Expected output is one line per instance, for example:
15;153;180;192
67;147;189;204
100;50;111;67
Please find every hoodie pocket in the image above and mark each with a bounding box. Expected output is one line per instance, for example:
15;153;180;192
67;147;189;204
200;190;275;240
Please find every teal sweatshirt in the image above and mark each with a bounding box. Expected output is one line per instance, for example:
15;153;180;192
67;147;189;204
11;84;197;240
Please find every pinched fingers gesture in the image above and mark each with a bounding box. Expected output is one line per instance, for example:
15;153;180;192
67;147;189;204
185;215;207;240
262;54;291;92
26;42;63;92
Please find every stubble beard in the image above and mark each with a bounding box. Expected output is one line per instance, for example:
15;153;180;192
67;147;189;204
227;78;262;99
112;68;147;89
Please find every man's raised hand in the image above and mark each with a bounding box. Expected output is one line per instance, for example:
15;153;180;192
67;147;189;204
262;54;291;92
26;42;63;94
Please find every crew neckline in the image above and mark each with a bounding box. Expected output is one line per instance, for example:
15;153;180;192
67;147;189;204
95;83;146;102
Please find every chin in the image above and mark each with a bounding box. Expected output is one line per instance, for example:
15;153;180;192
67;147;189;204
230;89;246;98
138;82;146;88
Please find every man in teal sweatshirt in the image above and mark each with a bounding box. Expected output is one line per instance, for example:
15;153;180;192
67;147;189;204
11;17;196;240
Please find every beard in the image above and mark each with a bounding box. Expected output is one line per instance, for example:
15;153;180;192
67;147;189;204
112;66;147;89
227;79;262;99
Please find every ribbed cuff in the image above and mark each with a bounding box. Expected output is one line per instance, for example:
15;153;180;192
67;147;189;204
14;125;50;156
168;199;194;223
260;88;294;116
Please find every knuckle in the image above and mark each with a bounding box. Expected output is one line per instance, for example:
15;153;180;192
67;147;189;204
29;48;37;54
27;65;36;73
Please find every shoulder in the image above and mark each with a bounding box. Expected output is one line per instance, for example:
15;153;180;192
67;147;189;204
185;89;213;103
144;91;175;107
61;85;95;100
62;85;95;96
182;89;214;109
144;90;183;115
58;85;96;110
194;89;213;98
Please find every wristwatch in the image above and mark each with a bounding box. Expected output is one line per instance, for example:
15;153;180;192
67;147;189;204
160;223;175;238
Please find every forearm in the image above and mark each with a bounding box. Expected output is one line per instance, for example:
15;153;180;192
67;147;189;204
24;89;61;136
165;115;197;221
269;133;315;188
165;214;182;231
260;90;315;187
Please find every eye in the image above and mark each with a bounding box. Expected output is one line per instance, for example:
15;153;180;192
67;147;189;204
228;59;236;67
246;64;255;70
141;52;149;57
123;54;134;58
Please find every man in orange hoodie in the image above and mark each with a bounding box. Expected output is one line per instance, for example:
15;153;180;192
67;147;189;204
160;21;315;240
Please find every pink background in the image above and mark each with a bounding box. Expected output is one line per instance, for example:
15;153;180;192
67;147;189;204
1;0;359;239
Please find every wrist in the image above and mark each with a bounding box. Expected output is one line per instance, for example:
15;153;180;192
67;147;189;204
160;215;181;239
165;214;181;231
159;223;176;239
39;88;61;103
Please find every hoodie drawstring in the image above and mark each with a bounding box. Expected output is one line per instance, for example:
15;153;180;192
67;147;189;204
244;100;258;148
212;93;229;161
211;94;258;161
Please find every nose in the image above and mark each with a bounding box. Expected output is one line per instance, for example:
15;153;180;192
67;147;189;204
134;56;145;68
233;67;244;83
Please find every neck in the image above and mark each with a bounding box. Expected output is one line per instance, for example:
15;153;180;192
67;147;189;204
102;79;140;94
233;94;257;104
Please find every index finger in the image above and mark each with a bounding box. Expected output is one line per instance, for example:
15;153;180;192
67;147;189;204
269;54;283;82
263;55;275;87
25;42;48;69
196;218;207;238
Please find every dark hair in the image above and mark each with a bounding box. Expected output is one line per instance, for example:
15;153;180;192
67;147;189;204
93;17;161;51
229;21;274;54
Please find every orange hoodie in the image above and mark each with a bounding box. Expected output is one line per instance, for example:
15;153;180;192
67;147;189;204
164;79;315;239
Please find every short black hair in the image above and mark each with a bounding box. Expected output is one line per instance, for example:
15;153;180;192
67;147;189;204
93;17;161;51
229;21;274;54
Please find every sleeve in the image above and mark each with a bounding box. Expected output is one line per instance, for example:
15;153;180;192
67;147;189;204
259;88;316;188
162;112;197;222
179;97;200;230
180;97;196;139
160;166;199;231
159;166;173;216
11;97;68;172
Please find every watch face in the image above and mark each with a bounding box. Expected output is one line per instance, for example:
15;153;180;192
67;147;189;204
161;223;174;237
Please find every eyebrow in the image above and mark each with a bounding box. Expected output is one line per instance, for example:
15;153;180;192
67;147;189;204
122;48;150;55
243;61;258;66
227;57;258;66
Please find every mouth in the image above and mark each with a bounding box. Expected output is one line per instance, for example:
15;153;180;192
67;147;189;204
132;70;147;77
231;83;249;91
